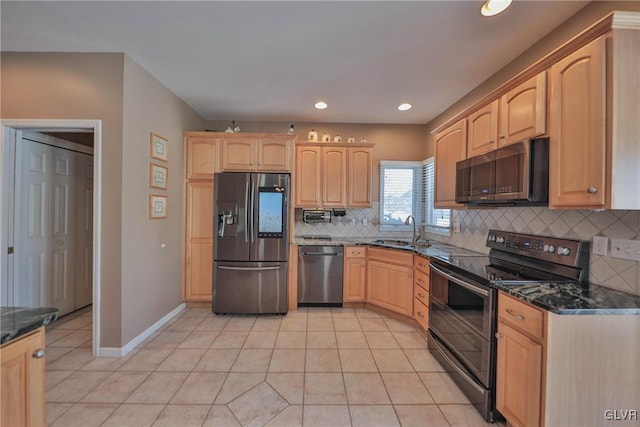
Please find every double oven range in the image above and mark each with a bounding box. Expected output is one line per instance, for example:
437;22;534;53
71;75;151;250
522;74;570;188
428;230;589;421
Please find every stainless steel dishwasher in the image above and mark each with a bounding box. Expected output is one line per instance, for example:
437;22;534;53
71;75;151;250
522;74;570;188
297;246;344;306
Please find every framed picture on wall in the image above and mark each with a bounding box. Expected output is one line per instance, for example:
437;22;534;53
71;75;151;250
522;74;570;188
150;133;168;162
149;163;168;190
149;194;167;219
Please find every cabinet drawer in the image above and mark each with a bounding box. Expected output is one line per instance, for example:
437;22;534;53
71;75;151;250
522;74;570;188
414;284;429;306
414;298;429;330
414;255;430;274
345;246;366;258
498;291;545;340
414;269;429;292
368;247;413;266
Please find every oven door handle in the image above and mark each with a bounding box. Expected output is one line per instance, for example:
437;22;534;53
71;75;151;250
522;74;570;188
430;264;489;297
430;334;486;395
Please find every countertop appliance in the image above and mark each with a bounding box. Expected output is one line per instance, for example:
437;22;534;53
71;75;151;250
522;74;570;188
298;245;344;306
213;172;289;314
428;230;589;422
455;137;549;206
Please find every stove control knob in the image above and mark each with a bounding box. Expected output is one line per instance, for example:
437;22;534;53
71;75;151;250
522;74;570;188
488;235;496;242
544;245;556;253
558;247;571;256
496;237;505;244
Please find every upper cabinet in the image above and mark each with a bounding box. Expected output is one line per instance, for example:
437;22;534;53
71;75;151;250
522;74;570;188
467;72;547;158
434;119;466;209
550;26;640;210
186;137;220;179
221;135;293;172
295;142;374;208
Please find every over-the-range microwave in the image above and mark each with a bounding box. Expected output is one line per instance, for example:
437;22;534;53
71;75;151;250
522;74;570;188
455;137;549;206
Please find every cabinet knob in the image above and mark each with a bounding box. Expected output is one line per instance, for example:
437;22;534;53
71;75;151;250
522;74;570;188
408;273;412;278
488;140;495;144
418;292;425;299
499;135;506;139
417;311;425;318
587;187;598;194
32;349;46;359
495;332;503;339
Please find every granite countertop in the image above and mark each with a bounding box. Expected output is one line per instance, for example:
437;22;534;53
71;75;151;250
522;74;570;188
1;307;59;345
495;282;640;315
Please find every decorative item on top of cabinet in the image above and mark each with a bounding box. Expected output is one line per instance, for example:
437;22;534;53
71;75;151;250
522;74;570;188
343;246;367;302
434;119;466;209
1;327;46;427
366;247;413;317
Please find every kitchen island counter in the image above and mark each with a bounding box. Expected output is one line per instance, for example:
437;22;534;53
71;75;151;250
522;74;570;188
0;306;59;345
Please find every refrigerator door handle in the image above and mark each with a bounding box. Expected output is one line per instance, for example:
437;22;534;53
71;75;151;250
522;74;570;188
218;265;281;272
250;180;256;243
244;179;251;243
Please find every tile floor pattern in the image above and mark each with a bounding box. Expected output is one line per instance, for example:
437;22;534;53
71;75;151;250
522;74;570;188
44;306;502;427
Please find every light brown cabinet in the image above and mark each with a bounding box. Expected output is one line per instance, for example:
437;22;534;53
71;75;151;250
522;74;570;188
496;292;545;427
366;248;413;317
413;255;430;331
295;143;374;208
185;181;214;302
343;246;367;302
221;136;292;172
1;327;46;427
186;137;220;179
434;119;466;209
467;73;547;158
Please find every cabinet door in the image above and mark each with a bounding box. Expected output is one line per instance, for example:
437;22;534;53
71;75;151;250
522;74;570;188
221;139;257;171
344;257;366;302
499;72;547;147
367;260;413;316
187;137;220;179
295;146;322;207
322;147;347;207
258;139;291;171
549;37;606;209
347;147;373;207
467;100;499;157
496;321;543;427
1;328;45;427
185;181;213;301
434;119;467;208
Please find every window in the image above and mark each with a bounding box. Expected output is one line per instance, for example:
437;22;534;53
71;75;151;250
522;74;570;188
379;161;422;231
379;158;451;235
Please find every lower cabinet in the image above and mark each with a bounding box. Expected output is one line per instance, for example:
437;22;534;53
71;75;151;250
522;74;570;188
185;181;214;302
343;246;367;302
413;254;430;330
366;248;413;317
0;328;46;427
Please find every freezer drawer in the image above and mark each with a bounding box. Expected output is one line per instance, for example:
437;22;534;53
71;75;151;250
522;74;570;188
298;246;344;305
213;261;288;314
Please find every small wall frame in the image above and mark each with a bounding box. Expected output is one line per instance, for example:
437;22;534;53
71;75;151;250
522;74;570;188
149;194;167;219
150;133;168;162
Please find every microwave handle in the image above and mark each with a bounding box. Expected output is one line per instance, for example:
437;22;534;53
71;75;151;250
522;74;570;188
430;264;489;297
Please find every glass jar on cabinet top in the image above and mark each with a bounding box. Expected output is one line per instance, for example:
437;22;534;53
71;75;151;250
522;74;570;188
307;129;318;141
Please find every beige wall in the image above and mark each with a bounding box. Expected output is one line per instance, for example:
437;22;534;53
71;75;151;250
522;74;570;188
121;56;204;344
206;120;429;201
424;1;640;152
1;52;206;348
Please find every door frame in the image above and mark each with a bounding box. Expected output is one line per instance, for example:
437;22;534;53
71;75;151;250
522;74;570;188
1;119;102;356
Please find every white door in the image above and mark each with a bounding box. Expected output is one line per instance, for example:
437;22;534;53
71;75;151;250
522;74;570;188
50;147;76;315
16;139;52;307
74;153;93;308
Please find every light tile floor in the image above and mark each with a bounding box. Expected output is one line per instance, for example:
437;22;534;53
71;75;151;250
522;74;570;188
45;306;501;426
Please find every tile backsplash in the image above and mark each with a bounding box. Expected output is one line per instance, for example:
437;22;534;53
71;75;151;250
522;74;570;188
295;204;640;296
429;207;640;296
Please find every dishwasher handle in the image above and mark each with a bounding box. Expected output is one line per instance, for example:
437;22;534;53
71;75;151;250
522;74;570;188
302;252;340;256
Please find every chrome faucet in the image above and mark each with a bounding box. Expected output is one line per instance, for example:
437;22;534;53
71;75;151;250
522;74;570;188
405;215;419;245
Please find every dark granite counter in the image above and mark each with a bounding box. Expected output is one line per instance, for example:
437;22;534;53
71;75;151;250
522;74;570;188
495;282;640;315
1;307;59;345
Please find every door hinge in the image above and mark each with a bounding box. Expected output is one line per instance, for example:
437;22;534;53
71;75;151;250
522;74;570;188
7;247;14;254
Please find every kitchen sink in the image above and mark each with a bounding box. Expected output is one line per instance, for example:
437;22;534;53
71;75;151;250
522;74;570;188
373;239;431;248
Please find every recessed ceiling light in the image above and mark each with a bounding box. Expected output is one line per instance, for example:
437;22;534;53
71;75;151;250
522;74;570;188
481;0;512;17
314;101;328;110
398;103;412;111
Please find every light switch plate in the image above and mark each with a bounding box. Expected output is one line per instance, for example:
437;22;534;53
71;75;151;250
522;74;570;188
610;238;640;261
592;236;608;256
453;221;461;233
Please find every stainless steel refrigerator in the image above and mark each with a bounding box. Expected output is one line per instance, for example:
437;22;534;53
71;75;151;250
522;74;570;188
213;172;290;314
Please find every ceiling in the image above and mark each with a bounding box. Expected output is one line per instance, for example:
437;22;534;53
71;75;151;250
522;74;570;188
1;1;589;125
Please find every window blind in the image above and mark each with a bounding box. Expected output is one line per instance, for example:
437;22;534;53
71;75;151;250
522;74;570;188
379;161;422;230
422;158;451;232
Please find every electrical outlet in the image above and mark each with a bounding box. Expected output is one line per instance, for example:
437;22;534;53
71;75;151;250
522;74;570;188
362;218;368;226
610;238;640;261
592;236;608;256
453;221;461;233
351;218;356;227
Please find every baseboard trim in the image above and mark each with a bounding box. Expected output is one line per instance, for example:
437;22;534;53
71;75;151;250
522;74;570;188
98;302;186;357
